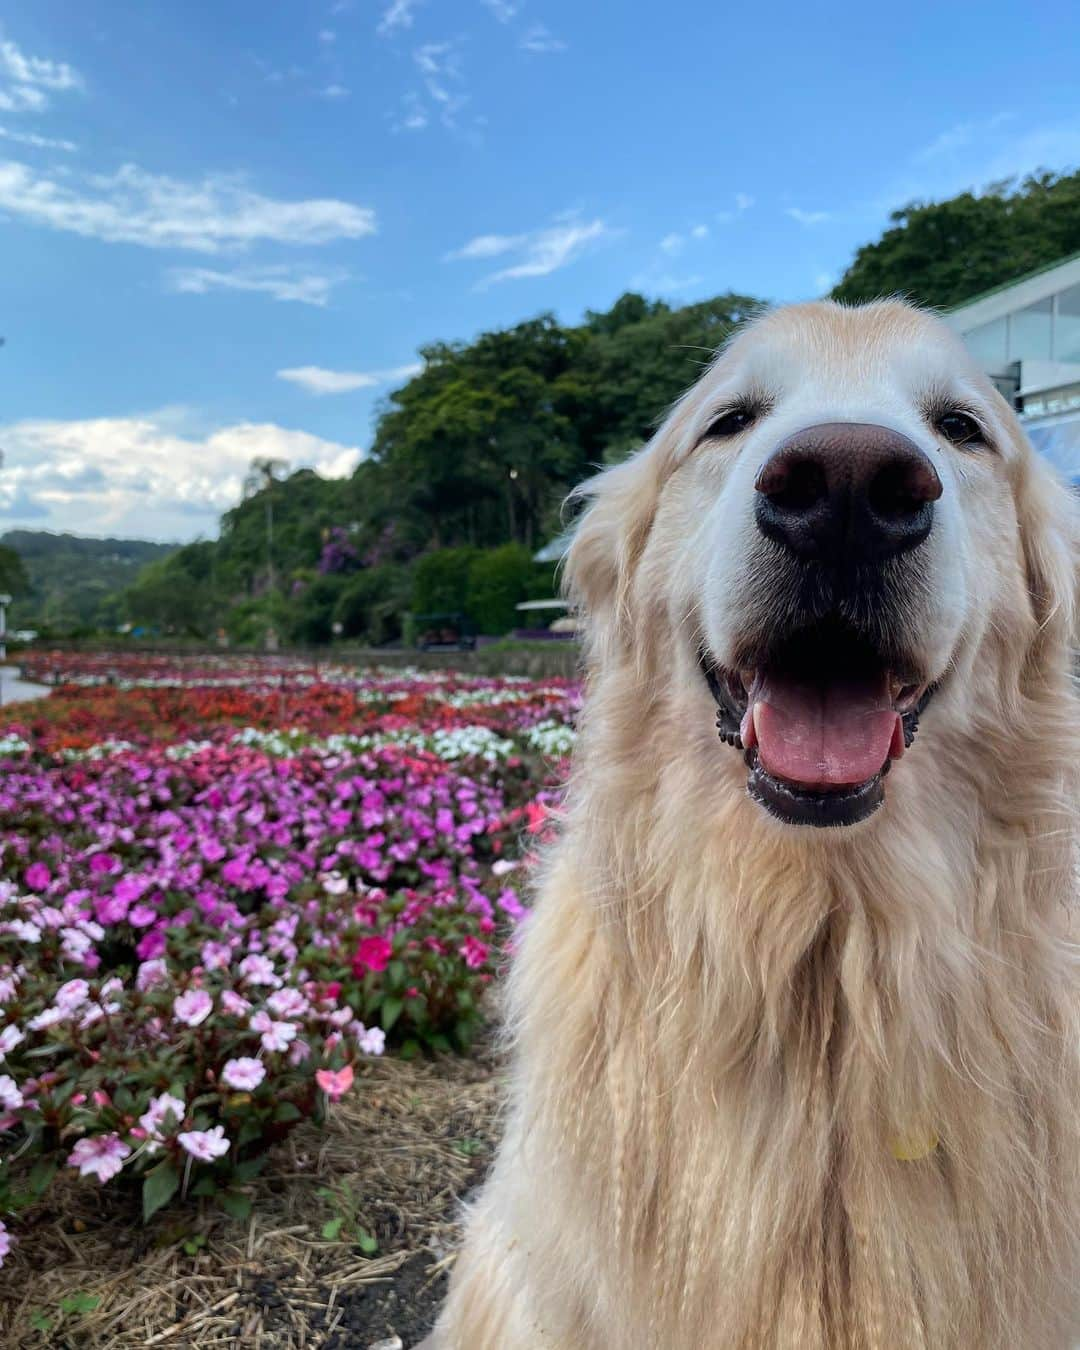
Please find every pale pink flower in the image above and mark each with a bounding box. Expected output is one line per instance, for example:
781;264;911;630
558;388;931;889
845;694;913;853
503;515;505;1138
491;858;519;877
221;1057;266;1091
0;1219;12;1265
178;1126;230;1161
239;954;280;988
358;1025;386;1056
55;978;90;1011
0;1025;24;1059
173;989;213;1027
267;987;309;1019
139;1092;186;1144
28;1004;66;1031
220;989;252;1016
250;1010;296;1052
322;872;349;896
287;1038;311;1067
0;1075;22;1111
68;1133;130;1183
136;958;169;991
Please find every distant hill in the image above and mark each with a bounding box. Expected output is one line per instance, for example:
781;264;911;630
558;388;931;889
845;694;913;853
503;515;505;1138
1;530;176;632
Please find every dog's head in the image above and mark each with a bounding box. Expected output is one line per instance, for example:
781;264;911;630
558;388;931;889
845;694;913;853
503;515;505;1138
566;300;1078;831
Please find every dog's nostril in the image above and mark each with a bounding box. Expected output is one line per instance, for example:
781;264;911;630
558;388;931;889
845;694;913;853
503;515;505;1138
760;457;827;513
867;461;938;521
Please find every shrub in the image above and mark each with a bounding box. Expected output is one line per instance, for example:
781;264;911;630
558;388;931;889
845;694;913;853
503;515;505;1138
333;565;411;644
466;544;543;636
412;548;479;617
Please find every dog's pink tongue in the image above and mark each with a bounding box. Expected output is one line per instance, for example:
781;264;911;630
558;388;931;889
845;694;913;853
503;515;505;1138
741;671;903;789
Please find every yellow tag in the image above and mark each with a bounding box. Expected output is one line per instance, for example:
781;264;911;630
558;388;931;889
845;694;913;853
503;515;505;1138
889;1129;939;1162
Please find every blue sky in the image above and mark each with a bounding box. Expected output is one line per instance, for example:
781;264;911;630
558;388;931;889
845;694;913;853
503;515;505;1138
2;0;1080;540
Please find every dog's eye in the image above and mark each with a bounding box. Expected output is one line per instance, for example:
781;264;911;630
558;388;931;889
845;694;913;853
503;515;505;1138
704;407;756;439
935;410;984;448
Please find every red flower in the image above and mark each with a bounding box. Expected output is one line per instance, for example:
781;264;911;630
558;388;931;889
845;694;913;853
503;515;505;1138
459;935;489;970
525;800;548;835
352;935;393;975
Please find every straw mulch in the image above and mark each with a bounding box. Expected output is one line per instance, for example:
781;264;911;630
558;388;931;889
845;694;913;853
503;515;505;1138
0;1050;502;1349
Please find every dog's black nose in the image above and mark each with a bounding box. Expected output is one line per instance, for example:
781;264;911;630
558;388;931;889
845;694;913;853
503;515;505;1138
754;422;942;565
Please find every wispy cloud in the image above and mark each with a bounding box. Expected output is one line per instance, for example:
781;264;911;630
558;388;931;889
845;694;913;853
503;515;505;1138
276;363;422;395
166;264;352;307
413;41;469;129
318;83;349;99
0;36;82;113
318;28;337;44
912;112;1014;165
785;207;831;226
715;192;754;223
631;270;704;296
481;0;522;20
448;216;611;286
391;91;429;132
378;0;421;36
659;223;709;255
520;24;566;53
0;159;376;253
0;412;361;539
0;125;76;151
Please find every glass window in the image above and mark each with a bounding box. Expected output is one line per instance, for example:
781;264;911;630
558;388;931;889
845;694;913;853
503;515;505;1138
1008;297;1052;362
1054;283;1080;364
963;317;1008;370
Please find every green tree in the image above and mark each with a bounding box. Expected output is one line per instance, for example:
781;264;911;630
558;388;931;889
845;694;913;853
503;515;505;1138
832;170;1080;309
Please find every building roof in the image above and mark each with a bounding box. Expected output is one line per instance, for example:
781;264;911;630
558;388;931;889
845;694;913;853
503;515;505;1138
945;251;1080;333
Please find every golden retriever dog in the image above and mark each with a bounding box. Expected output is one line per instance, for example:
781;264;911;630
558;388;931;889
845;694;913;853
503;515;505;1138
426;300;1080;1349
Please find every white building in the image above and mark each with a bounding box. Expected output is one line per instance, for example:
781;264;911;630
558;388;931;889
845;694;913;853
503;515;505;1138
944;253;1080;482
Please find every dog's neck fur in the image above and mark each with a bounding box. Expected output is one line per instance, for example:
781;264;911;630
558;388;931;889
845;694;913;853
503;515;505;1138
505;650;1080;1349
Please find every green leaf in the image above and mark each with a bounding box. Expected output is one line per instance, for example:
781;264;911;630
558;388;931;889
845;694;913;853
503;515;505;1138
387;959;406;989
217;1189;253;1222
143;1161;181;1223
29;1312;52;1334
356;1229;378;1255
321;1217;345;1241
232;1157;268;1183
381;996;404;1031
28;1156;58;1197
273;1101;302;1124
59;1292;101;1316
399;1038;421;1061
236;1118;263;1148
191;1176;218;1198
182;1234;207;1256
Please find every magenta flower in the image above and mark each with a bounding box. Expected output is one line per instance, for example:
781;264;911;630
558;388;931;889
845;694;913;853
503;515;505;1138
459;935;490;970
353;935;392;974
178;1126;230;1162
68;1133;131;1183
173;989;213;1027
24;862;51;892
221;1057;266;1091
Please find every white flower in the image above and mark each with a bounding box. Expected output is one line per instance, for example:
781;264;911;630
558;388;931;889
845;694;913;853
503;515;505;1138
178;1126;230;1161
221;1057;266;1091
0;1025;24;1059
0;1075;22;1111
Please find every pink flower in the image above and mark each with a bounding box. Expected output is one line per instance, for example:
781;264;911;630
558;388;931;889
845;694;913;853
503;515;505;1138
139;1091;186;1143
55;978;90;1011
0;1219;13;1265
267;988;309;1019
221;1057;266;1091
0;1076;22;1111
250;1010;297;1053
68;1133;131;1183
287;1038;311;1067
200;941;232;971
178;1126;230;1162
239;954;280;988
315;1065;354;1101
459;935;490;970
352;935;392;975
172;989;213;1027
220;989;252;1016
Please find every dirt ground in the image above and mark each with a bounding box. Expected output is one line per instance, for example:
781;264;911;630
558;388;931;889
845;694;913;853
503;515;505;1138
0;1050;503;1349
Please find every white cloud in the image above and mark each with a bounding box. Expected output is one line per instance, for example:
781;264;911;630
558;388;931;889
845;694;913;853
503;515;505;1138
0;413;361;540
482;0;522;20
814;271;834;293
632;270;704;295
659;231;683;255
319;83;349;99
0;125;76;151
785;207;831;225
0;159;375;253
318;28;337;44
520;24;566;53
447;216;611;286
0;37;81;114
444;231;527;261
378;0;420;36
716;192;755;223
277;363;422;395
391;91;429;132
690;223;709;239
166;264;352;307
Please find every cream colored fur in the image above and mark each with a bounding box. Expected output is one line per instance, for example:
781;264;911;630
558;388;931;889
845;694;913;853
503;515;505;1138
430;301;1080;1349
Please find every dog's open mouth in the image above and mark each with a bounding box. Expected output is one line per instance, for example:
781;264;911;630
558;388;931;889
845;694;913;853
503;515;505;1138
701;621;935;828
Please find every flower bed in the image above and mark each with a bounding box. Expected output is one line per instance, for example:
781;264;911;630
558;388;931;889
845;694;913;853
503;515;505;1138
0;660;577;1270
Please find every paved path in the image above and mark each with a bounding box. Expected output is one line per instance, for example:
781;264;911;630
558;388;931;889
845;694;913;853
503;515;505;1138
0;666;51;706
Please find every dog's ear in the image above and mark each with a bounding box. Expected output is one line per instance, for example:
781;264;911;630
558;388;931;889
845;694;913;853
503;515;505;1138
1013;440;1080;669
